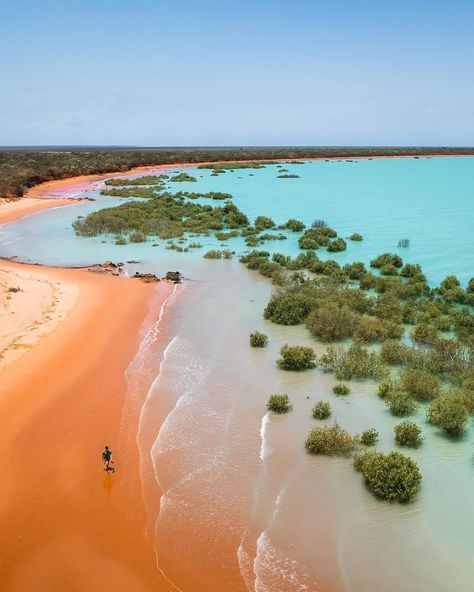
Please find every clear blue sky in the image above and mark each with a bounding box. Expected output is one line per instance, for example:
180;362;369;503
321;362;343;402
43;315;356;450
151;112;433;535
1;0;473;146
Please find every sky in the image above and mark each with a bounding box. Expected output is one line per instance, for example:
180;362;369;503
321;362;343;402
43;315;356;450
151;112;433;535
1;0;473;146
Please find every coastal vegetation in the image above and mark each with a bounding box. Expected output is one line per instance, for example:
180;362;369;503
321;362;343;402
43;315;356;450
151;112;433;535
203;249;233;259
277;344;317;370
349;233;363;241
312;400;331;419
360;428;378;446
170;172;197;182
305;424;357;456
354;451;422;502
333;383;350;396
73;195;249;240
104;174;168;186
267;393;292;413
394;421;423;448
249;331;269;347
2;147;474;200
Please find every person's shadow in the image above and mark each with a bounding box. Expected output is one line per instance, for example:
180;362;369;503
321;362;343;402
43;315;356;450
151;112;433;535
103;472;114;494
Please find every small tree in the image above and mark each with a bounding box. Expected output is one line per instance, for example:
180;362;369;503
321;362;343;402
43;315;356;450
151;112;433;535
277;345;317;371
354;451;422;502
267;394;292;414
305;424;357;456
249;331;269;348
312;401;331;419
360;428;379;446
333;383;350;396
394;421;423;448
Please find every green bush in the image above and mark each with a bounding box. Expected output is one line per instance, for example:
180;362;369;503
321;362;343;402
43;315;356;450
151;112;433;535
360;428;379;446
280;218;305;232
305;304;358;341
327;237;347;252
401;368;442;402
386;392;417;417
312;401;331;419
277;345;317;370
380;340;411;365
305;424;357;456
264;292;314;325
354;451;422;502
370;253;403;269
411;323;439;345
208;249;231;258
394;421;423;448
349;233;363;241
129;231;147;243
333;383;350;396
426;396;468;437
249;331;269;347
254;215;276;230
170;172;197;182
378;378;398;399
115;237;127;245
267;393;292;413
319;343;387;381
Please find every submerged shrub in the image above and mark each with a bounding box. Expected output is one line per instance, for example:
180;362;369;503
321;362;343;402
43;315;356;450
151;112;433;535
360;428;379;446
264;292;313;325
115;236;127;245
401;368;442;402
327;237;347;252
277;345;317;371
426;396;468;437
254;215;276;230
333;383;350;396
394;421;423;448
380;340;411;365
267;393;292;413
305;304;358;342
386;392;417;417
370;253;403;269
320;343;387;381
129;231;147;243
249;331;269;348
280;218;305;232
305;424;357;456
349;233;363;241
312;401;331;419
354;451;422;502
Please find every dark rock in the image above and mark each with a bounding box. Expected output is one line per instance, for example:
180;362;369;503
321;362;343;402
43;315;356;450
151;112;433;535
132;272;161;283
164;271;182;283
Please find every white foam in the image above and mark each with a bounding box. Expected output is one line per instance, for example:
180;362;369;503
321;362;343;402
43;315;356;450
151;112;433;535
253;532;313;592
259;412;271;461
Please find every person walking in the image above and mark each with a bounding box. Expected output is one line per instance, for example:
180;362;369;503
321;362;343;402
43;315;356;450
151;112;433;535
102;446;114;472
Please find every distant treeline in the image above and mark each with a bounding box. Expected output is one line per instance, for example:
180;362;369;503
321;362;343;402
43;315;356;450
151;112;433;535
1;146;474;199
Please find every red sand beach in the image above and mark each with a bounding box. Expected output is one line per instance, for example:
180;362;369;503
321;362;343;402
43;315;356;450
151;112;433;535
0;196;177;591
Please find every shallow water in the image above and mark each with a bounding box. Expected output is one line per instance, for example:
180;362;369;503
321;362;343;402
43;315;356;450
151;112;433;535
2;157;474;591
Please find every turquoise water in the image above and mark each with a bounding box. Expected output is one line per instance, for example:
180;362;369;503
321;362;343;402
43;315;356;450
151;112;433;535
2;157;474;592
1;157;474;286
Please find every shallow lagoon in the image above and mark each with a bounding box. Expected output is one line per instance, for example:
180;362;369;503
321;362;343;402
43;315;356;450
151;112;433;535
2;157;474;591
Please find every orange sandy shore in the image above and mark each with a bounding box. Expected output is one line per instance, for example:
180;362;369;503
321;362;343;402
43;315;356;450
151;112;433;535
0;198;176;591
0;261;175;592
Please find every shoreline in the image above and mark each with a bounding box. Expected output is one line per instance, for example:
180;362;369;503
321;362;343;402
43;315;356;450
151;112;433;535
0;197;177;590
0;260;176;591
13;151;474;204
